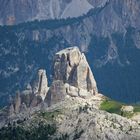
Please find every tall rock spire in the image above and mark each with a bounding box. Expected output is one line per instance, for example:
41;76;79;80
46;47;98;106
14;91;21;114
54;47;98;94
32;69;49;100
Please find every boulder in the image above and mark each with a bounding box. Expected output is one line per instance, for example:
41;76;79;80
65;83;79;97
121;106;134;113
21;93;32;108
78;88;92;98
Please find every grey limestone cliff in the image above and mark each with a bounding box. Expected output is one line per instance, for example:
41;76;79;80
46;47;98;106
54;47;98;94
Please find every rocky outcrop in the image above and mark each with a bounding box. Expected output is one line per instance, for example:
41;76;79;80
19;70;49;109
46;80;66;106
21;69;49;108
65;84;79;97
14;91;21;113
7;69;49;113
54;47;98;95
20;103;28;112
32;69;49;100
9;91;28;114
30;95;43;108
21;84;32;107
8;47;98;112
45;47;98;105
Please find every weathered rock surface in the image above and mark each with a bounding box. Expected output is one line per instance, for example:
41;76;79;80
7;69;49;114
20;103;27;113
54;47;98;95
54;99;140;140
8;104;15;116
30;95;43;108
14;91;21;114
0;0;140;105
65;83;79;97
121;106;134;113
21;84;33;107
46;80;66;106
4;96;140;140
32;69;49;100
45;47;98;105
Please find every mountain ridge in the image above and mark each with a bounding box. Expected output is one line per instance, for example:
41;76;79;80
0;0;95;25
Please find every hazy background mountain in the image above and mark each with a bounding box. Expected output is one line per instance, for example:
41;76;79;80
0;0;140;106
0;0;95;25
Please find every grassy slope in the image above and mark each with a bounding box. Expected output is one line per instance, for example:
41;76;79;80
100;98;140;118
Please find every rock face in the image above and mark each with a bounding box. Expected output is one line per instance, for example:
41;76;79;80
8;104;15;116
1;47;140;139
54;47;98;95
32;69;49;100
14;91;21;113
8;69;49;113
46;80;66;106
21;69;49;108
121;106;134;113
19;70;49;109
0;0;140;106
21;84;32;107
46;47;98;105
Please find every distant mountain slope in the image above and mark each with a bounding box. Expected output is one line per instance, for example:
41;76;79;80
0;0;94;25
61;0;93;18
